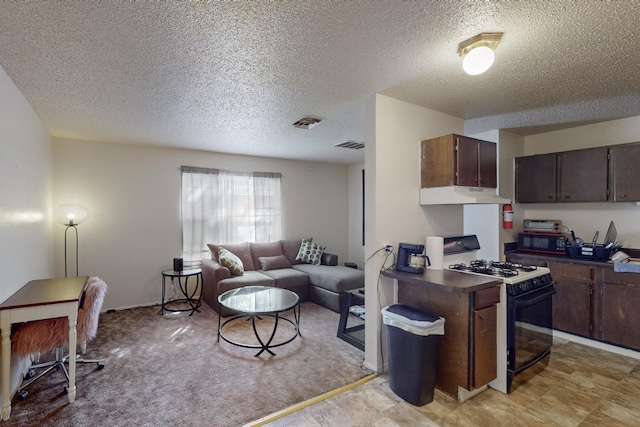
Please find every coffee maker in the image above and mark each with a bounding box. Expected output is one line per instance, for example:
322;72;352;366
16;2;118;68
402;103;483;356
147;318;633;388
396;243;429;274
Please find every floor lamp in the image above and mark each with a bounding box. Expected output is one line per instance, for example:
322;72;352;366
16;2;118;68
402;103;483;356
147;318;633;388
55;204;89;277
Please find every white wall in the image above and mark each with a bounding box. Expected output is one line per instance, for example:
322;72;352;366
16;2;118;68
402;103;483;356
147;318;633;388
347;163;365;267
519;117;640;247
0;66;54;403
363;94;464;372
0;67;55;298
53;138;351;310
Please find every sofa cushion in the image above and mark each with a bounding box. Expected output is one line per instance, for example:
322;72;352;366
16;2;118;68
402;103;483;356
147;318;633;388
281;238;310;265
295;239;325;265
217;271;275;295
218;247;244;276
258;255;292;271
292;264;364;293
261;268;309;289
250;241;283;271
209;242;256;271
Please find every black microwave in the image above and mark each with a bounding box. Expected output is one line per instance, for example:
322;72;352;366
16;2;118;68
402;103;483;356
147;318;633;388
517;232;567;254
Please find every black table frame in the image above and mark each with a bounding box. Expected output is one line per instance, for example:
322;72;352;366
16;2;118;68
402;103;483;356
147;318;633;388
337;288;365;350
161;269;202;316
217;288;301;357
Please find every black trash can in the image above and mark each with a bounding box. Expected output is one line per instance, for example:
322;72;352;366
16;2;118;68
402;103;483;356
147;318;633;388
381;304;445;406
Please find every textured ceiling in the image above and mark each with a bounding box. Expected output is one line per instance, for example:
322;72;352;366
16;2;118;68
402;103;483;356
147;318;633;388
1;1;640;165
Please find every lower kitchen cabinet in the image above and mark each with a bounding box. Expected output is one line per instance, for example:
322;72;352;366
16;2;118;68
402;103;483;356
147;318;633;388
547;261;594;338
601;269;640;349
472;304;497;389
507;251;640;352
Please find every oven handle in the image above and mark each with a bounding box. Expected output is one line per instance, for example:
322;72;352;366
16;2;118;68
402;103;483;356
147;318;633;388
514;287;556;307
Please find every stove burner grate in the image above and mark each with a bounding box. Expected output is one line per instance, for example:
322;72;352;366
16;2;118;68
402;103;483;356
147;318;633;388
449;260;538;277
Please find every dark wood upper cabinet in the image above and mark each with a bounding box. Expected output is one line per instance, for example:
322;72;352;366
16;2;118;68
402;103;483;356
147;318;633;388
422;134;497;188
558;147;609;202
515;153;557;203
611;143;640;202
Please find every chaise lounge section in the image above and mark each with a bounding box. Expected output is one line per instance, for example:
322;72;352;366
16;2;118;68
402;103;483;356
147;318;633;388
201;239;364;315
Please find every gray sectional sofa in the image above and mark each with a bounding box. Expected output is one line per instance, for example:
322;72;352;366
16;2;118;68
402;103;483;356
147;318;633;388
201;239;364;315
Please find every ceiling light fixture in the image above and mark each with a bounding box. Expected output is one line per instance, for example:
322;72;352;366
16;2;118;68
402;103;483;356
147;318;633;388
458;32;503;76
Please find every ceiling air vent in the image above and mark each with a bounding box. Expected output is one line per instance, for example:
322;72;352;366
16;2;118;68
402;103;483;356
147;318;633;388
292;116;323;129
335;140;365;150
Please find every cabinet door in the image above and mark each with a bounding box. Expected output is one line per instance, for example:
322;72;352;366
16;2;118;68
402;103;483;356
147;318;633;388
456;136;480;186
421;135;456;188
602;283;640;350
515;154;557;203
552;276;592;336
478;140;497;188
558;147;609;202
611;143;640;201
472;305;497;389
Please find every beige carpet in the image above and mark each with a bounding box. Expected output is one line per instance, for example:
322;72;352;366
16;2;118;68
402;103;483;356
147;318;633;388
4;301;368;427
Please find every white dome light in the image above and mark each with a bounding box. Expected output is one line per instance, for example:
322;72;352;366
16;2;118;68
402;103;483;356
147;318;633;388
462;46;495;75
458;33;503;76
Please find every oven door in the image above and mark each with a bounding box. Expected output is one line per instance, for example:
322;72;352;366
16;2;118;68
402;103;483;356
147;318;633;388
508;284;556;372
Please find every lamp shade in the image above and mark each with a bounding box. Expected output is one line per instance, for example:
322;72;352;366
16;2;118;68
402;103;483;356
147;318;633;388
462;45;495;75
55;204;89;226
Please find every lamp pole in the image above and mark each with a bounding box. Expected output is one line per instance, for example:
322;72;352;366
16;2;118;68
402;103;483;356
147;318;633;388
64;220;79;277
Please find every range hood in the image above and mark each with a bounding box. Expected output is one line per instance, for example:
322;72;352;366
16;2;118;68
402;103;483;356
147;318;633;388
420;186;511;205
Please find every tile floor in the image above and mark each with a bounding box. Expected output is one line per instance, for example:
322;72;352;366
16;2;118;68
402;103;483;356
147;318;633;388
255;337;640;426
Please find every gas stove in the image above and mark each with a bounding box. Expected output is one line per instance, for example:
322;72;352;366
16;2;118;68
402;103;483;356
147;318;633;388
448;259;551;295
449;260;538;277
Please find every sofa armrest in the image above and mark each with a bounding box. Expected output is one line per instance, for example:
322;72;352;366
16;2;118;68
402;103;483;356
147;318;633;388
321;252;338;266
201;259;231;312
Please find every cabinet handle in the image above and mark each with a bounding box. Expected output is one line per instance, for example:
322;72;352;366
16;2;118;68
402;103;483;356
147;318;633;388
619;194;627;199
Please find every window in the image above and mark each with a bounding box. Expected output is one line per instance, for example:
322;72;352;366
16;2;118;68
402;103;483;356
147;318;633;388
180;166;282;262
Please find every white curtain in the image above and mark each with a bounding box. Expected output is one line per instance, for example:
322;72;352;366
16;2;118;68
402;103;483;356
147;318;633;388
181;167;282;263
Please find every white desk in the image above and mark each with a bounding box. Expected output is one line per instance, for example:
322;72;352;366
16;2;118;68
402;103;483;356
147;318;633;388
0;276;87;420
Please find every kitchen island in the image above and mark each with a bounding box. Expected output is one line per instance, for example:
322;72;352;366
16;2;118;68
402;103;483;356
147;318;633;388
381;268;501;401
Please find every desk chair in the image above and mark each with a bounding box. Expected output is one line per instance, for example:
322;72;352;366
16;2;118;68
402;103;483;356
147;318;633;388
11;276;108;398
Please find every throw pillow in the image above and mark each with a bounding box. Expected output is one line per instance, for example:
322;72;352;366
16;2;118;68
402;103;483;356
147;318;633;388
219;247;244;276
258;255;292;271
295;239;326;265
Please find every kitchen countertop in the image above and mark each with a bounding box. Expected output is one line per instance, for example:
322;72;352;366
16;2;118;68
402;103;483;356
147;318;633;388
505;250;628;269
380;268;502;293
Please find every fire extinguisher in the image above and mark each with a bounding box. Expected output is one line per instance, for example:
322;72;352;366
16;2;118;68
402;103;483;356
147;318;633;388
503;204;513;229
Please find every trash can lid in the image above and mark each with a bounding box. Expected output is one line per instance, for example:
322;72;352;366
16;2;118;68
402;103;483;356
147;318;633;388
381;304;445;336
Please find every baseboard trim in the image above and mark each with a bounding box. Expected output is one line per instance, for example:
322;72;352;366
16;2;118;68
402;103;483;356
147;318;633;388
243;373;378;427
553;330;640;360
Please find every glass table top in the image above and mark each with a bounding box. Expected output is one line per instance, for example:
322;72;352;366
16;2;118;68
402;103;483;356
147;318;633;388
218;286;299;314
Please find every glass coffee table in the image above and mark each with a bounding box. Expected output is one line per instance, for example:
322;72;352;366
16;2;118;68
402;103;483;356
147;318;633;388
217;286;301;357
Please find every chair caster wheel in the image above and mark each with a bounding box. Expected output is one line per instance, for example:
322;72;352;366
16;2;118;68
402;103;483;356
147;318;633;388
97;363;105;370
17;390;28;400
24;370;36;380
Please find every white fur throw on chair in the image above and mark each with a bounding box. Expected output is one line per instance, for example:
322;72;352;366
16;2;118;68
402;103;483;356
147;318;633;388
11;276;108;356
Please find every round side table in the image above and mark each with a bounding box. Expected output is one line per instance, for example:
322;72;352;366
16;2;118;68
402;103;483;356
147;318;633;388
161;268;202;316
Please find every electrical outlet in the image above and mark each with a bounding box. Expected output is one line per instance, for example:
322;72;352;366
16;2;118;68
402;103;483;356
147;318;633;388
383;243;393;252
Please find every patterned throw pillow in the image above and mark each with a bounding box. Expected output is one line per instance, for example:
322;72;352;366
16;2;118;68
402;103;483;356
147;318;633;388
219;247;244;276
295;239;326;265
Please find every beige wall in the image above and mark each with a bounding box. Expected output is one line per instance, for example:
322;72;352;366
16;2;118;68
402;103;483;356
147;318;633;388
0;66;54;403
347;163;365;267
0;67;55;299
518;117;640;247
53;138;351;310
363;94;464;372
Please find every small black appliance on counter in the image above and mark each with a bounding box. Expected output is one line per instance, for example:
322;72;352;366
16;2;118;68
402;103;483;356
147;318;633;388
396;243;428;274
